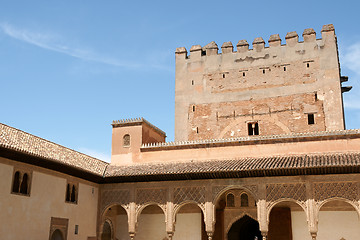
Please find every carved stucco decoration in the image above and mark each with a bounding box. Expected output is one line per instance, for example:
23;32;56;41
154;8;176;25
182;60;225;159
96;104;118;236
174;186;206;205
266;183;306;202
136;188;167;205
313;182;358;201
135;188;168;217
101;189;130;213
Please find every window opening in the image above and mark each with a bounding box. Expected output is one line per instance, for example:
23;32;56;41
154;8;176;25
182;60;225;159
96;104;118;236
308;114;315;125
262;69;265;74
196;127;199;134
307;63;310;68
284;66;286;71
241;193;249;207
71;185;76;203
66;184;71;202
247;122;259;136
222;74;225;78
75;225;79;235
192;105;195;112
12;171;20;193
20;173;28;194
227;193;235;207
191;80;194;85
123;134;130;147
243;72;245;77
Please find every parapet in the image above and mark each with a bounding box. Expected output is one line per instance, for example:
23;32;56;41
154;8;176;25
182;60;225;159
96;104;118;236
112;117;166;137
175;24;335;59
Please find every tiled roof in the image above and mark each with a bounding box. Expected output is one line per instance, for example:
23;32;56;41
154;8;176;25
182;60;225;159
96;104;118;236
104;152;360;182
0;123;108;176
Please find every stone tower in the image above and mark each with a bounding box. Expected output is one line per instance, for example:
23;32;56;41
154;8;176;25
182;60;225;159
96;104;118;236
174;24;350;141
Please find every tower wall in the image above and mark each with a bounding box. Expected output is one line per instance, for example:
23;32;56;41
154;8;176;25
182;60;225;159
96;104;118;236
175;24;345;141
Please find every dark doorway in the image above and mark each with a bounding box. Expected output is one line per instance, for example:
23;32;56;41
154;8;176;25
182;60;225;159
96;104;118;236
51;229;64;240
101;221;112;240
228;215;262;240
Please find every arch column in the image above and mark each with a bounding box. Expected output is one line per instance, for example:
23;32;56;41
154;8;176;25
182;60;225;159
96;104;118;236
166;202;175;240
128;202;137;240
257;199;268;240
306;199;318;240
204;202;216;240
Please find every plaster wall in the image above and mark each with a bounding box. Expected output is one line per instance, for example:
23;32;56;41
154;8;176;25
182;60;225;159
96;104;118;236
173;213;202;240
112;137;360;165
0;159;98;240
291;211;311;240
115;215;130;240
317;211;360;240
136;213;166;240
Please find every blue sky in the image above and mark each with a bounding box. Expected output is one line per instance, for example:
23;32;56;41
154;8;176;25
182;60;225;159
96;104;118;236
1;1;360;162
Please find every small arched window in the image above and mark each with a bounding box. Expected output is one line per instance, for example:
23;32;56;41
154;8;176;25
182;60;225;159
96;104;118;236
226;193;235;207
12;171;20;193
20;173;28;194
241;193;249;207
123;134;130;147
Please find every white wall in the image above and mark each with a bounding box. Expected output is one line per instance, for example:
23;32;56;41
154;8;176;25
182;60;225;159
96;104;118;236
0;160;99;240
317;211;360;240
291;211;311;240
173;213;202;240
136;213;166;240
291;210;360;240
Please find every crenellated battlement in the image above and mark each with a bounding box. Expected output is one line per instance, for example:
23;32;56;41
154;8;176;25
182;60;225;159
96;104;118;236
175;24;335;59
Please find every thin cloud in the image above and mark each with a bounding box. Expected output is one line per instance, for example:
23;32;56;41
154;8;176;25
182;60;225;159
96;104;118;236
0;22;169;70
340;42;360;110
341;42;360;74
78;147;111;163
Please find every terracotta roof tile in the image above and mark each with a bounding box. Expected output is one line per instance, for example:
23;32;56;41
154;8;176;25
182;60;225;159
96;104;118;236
0;123;108;176
105;152;360;181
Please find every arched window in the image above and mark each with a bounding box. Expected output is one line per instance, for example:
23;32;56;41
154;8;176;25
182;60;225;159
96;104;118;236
101;221;112;240
20;173;28;194
71;185;76;203
123;134;130;147
226;193;235;207
51;229;64;240
12;171;20;193
241;193;249;207
65;184;71;202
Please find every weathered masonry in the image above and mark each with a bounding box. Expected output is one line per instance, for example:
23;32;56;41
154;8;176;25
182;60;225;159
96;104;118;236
174;24;351;141
0;24;359;240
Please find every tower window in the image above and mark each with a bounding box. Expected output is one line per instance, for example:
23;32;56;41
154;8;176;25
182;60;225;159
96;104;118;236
191;80;194;85
248;122;259;136
222;74;225;78
283;66;287;71
226;193;235;207
123;134;130;147
192;105;196;112
262;69;265;74
308;114;315;125
307;63;310;68
243;72;245;77
241;193;249;207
